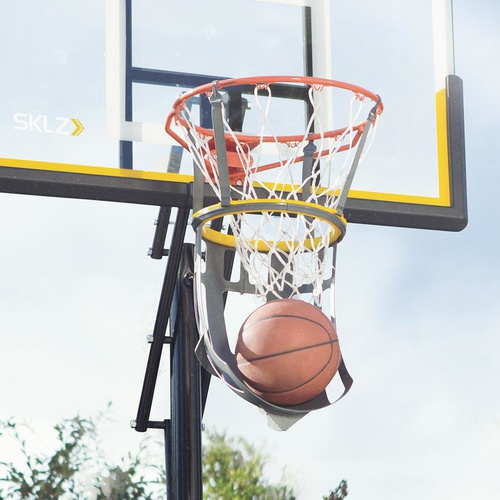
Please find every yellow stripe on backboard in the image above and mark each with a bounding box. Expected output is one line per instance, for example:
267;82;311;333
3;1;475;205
346;189;450;207
0;158;193;183
435;87;451;206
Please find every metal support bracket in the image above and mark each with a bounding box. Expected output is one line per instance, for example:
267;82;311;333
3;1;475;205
210;81;232;207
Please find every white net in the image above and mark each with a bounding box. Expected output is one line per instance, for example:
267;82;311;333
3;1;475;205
169;78;381;306
228;211;333;304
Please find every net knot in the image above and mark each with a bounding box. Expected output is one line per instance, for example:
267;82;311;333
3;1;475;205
255;82;270;91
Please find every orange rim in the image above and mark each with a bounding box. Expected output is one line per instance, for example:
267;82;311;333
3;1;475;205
165;75;383;182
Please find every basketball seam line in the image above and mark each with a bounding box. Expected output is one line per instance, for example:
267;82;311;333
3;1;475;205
240;339;338;363
246;343;339;397
242;313;332;333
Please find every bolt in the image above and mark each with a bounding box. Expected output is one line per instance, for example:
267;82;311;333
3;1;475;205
183;272;194;287
130;420;137;429
146;334;154;343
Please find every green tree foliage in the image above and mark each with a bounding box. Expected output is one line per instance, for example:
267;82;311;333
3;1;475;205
0;416;97;499
323;479;348;500
202;429;295;500
0;412;164;500
0;411;346;499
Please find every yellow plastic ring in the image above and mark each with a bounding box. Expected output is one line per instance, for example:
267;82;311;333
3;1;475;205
192;199;347;253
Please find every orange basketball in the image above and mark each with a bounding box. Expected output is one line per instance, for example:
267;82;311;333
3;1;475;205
235;299;340;405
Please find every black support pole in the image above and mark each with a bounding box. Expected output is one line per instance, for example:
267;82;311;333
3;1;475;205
150;206;172;260
170;244;203;500
134;208;190;432
164;419;173;499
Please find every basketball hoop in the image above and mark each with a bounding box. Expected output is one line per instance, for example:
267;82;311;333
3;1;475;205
165;76;382;430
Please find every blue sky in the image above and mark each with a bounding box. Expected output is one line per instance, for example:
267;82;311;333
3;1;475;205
1;1;499;499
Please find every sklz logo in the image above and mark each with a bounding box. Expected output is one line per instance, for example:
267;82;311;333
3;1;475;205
13;113;85;136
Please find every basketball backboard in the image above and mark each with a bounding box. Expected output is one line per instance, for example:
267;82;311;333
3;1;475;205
0;0;466;230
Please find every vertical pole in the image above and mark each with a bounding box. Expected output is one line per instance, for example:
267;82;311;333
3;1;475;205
303;6;314;77
164;419;173;499
170;244;203;499
303;6;315;132
120;0;133;169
